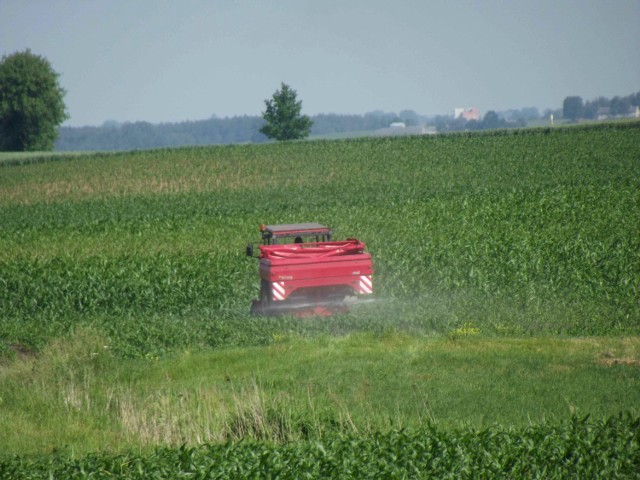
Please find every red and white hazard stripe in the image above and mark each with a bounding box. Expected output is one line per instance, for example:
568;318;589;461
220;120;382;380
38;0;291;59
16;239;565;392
358;275;373;294
271;282;286;301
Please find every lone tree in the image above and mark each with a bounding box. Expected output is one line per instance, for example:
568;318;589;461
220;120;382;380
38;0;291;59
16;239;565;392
0;50;68;151
482;110;503;130
562;96;583;122
260;83;312;141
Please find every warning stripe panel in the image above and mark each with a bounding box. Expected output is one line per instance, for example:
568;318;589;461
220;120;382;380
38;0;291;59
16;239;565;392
272;275;372;300
272;282;286;301
359;275;373;294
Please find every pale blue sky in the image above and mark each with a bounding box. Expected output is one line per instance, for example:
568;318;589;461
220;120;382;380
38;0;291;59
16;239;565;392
1;0;638;126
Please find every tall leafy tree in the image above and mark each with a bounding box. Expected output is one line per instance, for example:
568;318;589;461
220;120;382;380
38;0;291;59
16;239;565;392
0;50;68;151
562;96;583;122
260;83;312;141
482;110;502;130
610;96;631;116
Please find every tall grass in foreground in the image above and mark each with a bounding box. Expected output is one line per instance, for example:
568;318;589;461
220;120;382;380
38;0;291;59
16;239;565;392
0;329;638;456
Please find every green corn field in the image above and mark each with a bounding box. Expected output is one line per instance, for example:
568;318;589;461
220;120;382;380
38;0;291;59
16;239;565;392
0;123;639;475
1;124;638;354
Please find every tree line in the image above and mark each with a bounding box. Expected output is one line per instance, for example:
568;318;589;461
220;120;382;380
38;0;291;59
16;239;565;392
55;111;405;151
563;92;640;121
53;91;640;151
433;109;532;133
2;49;638;152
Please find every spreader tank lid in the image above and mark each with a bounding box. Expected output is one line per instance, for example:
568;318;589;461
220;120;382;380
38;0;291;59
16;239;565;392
265;223;328;233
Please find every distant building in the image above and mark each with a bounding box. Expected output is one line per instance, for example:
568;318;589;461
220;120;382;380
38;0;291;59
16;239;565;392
597;107;611;120
375;125;436;137
454;107;480;121
597;105;640;120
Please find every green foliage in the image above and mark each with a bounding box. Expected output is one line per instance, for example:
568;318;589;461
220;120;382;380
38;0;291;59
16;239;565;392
0;123;639;356
0;50;68;151
0;330;638;458
479;110;504;129
1;416;638;478
1;123;639;475
583;90;639;119
53;112;406;151
260;82;313;141
563;96;584;121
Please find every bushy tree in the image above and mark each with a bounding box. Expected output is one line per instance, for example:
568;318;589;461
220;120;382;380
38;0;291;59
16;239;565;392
482;110;502;130
0;50;68;151
610;96;631;116
260;83;312;141
562;96;583;122
399;109;421;126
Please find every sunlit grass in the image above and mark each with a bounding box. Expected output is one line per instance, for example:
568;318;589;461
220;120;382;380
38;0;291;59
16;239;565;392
1;330;638;456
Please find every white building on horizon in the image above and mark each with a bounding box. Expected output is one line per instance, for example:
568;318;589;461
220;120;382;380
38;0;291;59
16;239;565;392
454;107;480;121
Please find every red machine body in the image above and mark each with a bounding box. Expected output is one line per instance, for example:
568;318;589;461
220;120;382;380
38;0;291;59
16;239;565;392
248;224;373;316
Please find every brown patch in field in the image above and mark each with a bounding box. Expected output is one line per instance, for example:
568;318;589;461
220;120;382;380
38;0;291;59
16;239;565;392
8;343;37;361
596;352;640;367
2;171;265;205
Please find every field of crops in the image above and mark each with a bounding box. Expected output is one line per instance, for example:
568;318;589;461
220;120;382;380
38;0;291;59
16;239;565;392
1;123;639;475
2;124;639;354
2;416;638;479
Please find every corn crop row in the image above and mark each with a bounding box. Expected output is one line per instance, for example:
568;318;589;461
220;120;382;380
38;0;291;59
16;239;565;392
1;415;638;479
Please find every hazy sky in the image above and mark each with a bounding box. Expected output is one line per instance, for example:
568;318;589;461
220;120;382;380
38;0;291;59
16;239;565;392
1;0;638;126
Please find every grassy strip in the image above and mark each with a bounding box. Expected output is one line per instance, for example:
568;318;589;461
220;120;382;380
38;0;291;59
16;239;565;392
0;330;638;456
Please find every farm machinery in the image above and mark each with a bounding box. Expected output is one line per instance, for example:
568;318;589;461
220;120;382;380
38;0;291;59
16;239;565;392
246;223;373;316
